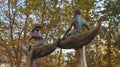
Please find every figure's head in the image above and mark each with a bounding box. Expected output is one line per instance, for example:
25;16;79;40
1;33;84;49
74;8;82;15
32;23;41;32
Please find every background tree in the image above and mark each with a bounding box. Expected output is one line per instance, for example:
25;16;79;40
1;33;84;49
0;0;120;67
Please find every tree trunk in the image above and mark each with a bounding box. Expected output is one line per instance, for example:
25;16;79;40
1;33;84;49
118;23;120;34
83;46;87;67
75;49;84;67
75;46;87;67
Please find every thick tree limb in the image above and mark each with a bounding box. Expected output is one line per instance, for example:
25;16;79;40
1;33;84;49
29;37;60;59
57;22;101;49
22;22;101;59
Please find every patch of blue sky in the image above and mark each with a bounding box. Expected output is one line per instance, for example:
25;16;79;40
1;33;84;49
102;21;109;27
17;0;26;8
1;0;27;23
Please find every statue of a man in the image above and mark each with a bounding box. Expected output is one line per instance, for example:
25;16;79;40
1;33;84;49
22;24;46;67
62;8;90;39
28;24;46;50
62;8;90;67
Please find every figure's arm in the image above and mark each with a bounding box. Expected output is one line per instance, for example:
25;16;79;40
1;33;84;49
28;35;33;46
62;21;73;40
41;34;47;44
28;35;34;51
84;21;91;30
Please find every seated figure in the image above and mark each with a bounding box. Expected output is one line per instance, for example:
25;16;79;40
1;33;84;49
22;23;46;67
28;24;46;50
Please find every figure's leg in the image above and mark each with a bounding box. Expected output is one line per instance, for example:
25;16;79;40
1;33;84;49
22;44;28;56
30;59;36;67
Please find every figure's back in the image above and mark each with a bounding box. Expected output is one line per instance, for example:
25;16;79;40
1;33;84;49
73;15;86;33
